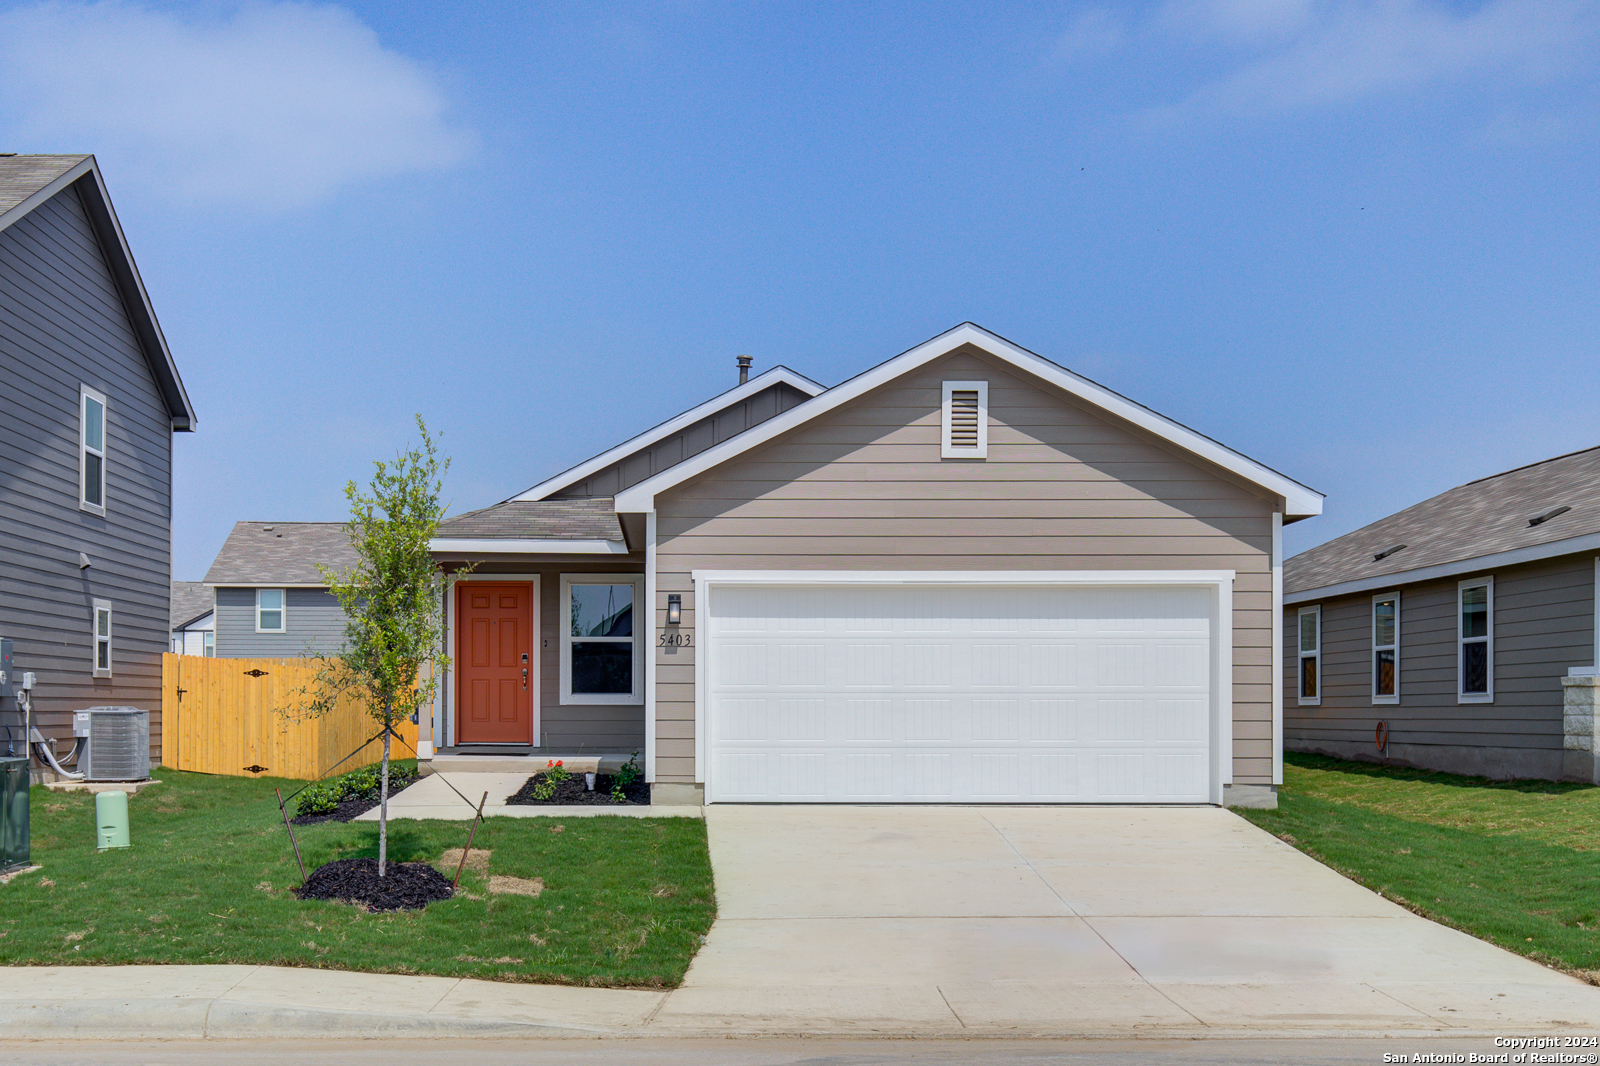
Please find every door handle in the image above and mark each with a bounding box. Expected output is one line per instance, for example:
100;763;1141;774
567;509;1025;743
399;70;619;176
522;667;528;690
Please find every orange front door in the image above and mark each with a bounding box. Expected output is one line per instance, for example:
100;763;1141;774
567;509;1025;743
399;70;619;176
456;582;535;744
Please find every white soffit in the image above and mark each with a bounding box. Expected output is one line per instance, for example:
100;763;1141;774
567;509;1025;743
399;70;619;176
613;322;1324;518
428;537;633;555
513;366;826;502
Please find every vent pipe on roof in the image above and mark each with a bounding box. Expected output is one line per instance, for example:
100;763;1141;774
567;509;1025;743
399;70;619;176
1530;505;1571;527
737;355;752;385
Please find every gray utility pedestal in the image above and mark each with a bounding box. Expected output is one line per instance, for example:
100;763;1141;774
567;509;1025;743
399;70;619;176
1562;672;1600;782
0;755;28;873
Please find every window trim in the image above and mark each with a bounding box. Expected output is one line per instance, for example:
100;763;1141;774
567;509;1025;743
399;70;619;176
79;384;107;515
203;630;215;657
1371;591;1400;705
941;380;988;459
92;599;112;678
1458;576;1494;703
256;588;287;633
1297;604;1321;706
559;574;645;706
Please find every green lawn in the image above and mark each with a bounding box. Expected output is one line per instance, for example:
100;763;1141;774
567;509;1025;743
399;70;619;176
1239;753;1600;977
0;766;715;988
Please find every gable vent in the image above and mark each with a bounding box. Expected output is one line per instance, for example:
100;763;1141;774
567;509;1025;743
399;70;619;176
941;381;988;459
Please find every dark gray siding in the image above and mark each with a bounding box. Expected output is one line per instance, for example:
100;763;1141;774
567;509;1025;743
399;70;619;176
213;586;349;657
1284;553;1596;778
550;382;811;498
0;184;172;763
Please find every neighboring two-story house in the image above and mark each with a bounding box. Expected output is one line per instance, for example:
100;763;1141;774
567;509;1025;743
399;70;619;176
201;522;354;657
0;155;196;773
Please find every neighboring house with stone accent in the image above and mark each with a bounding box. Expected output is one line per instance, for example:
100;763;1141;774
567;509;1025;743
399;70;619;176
427;323;1323;808
1283;446;1600;782
202;522;356;658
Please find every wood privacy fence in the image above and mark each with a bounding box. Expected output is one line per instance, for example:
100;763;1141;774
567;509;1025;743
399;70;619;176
161;654;419;780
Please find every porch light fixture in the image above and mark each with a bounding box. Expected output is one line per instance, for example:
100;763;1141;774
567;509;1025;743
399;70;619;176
667;594;682;626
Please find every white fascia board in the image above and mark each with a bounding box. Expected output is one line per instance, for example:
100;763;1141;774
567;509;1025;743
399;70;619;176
616;323;1323;516
428;537;633;555
513;367;826;502
1284;530;1600;605
692;569;1237;585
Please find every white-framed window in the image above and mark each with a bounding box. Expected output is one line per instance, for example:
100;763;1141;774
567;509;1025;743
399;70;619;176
256;588;286;633
941;380;988;459
93;599;112;677
1297;605;1321;705
559;574;644;705
1459;577;1493;702
1372;592;1399;704
80;384;107;514
203;630;215;657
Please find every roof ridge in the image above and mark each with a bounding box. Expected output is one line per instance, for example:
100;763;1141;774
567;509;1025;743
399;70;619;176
1464;442;1600;486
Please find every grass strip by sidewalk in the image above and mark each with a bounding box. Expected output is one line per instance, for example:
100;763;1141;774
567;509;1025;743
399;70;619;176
1238;754;1600;977
0;766;715;988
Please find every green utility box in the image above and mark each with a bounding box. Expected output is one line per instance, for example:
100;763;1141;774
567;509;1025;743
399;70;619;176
95;789;130;851
0;756;28;873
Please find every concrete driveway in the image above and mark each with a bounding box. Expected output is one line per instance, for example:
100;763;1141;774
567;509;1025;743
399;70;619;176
652;805;1600;1034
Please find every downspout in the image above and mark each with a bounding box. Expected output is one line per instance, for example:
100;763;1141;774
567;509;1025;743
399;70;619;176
1272;510;1284;786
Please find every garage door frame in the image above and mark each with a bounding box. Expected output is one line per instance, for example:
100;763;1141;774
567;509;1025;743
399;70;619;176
693;569;1236;805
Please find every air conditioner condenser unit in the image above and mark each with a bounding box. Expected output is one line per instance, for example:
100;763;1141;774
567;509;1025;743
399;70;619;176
82;707;150;782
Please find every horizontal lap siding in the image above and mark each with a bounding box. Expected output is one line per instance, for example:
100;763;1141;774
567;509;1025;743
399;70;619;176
1285;555;1595;757
0;185;173;765
652;346;1278;786
213;587;349;657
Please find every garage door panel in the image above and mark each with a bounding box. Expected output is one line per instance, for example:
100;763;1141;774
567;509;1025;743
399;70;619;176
705;582;1215;804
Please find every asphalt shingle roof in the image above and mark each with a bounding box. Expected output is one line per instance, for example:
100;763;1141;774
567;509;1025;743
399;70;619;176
0;154;86;221
1285;445;1600;595
435;498;623;540
169;580;214;629
203;522;359;585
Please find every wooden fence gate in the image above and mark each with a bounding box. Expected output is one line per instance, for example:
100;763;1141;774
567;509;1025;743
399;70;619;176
161;654;419;779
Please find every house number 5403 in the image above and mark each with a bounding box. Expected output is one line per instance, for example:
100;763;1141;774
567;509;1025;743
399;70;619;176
657;631;693;647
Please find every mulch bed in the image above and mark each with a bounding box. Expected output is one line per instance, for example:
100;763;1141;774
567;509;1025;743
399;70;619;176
294;857;454;911
290;794;382;826
507;773;651;806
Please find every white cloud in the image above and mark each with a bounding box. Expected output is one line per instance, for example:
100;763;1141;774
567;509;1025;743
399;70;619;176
0;1;475;210
1180;0;1598;114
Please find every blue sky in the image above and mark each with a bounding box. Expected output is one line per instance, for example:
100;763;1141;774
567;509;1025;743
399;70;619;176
2;0;1597;578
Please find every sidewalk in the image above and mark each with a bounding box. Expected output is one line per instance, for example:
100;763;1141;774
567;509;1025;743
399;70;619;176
352;771;703;820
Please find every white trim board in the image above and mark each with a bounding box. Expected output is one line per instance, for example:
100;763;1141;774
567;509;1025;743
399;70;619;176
513;367;825;502
428;538;633;555
615;323;1322;517
691;568;1235;805
1285;530;1600;605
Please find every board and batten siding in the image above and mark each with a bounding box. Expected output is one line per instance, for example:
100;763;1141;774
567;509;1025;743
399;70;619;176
550;382;812;499
213;587;348;658
0;184;173;763
1283;553;1597;779
432;561;647;752
650;345;1280;788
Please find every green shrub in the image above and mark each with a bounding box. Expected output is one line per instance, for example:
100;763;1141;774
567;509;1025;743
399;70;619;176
293;761;417;816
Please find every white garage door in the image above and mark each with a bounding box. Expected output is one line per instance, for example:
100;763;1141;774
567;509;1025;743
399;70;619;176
704;582;1215;804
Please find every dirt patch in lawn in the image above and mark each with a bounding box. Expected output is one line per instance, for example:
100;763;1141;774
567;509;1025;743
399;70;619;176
439;847;491;873
488;875;543;897
507;773;650;806
295;857;453;912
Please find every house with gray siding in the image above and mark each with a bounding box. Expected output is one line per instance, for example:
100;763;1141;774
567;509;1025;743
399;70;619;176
202;522;355;657
427;323;1322;808
1283;446;1600;782
170;579;214;656
0;155;196;775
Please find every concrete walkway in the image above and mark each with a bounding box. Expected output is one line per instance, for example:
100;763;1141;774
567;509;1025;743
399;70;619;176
5;805;1598;1039
352;771;702;820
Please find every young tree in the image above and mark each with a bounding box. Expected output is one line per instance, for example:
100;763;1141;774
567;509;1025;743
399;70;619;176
297;416;453;876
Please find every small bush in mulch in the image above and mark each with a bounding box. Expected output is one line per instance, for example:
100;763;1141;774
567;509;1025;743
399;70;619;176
291;761;418;824
507;773;650;806
293;857;453;912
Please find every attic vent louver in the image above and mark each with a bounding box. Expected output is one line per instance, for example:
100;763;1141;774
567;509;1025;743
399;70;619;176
941;381;988;459
1373;544;1407;562
1529;505;1570;527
